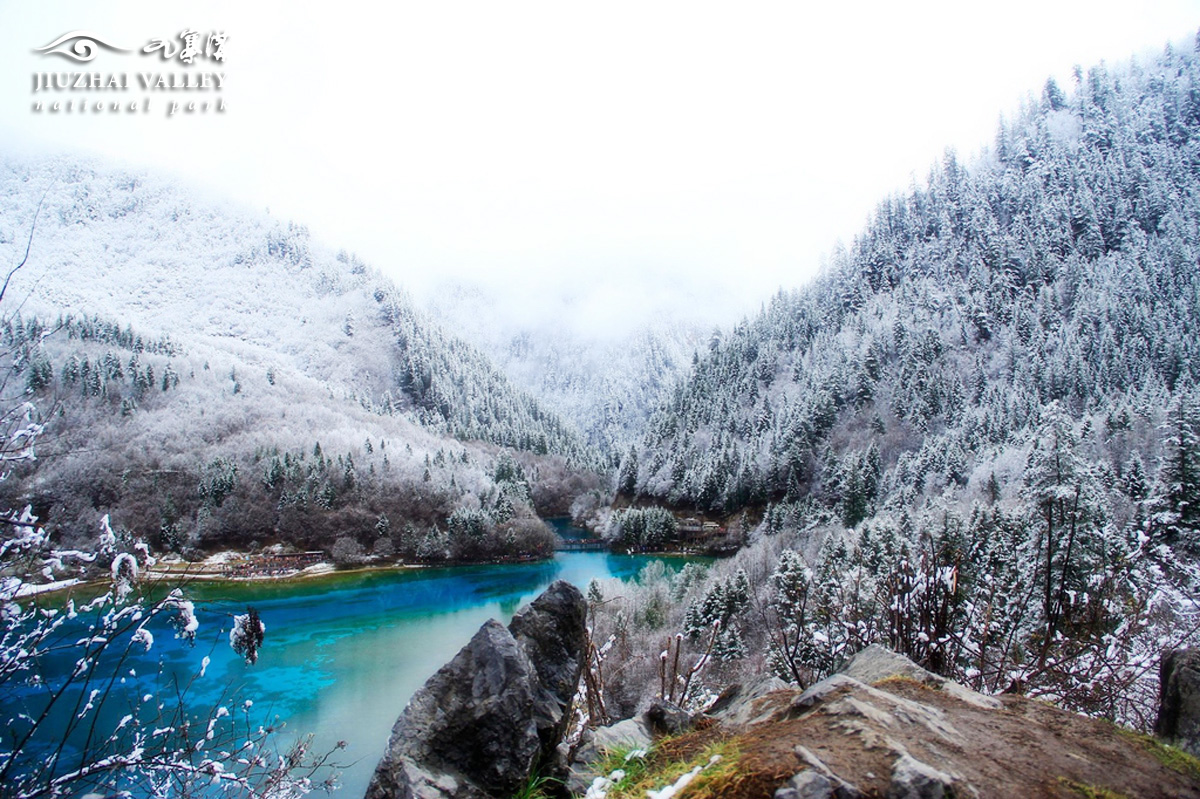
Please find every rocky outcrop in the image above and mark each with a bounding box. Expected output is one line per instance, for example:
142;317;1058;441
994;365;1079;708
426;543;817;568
365;581;586;799
372;618;1200;799
753;648;1200;799
509;580;590;763
643;701;694;737
1157;647;1200;757
837;645;1000;710
574;646;1200;799
706;673;790;726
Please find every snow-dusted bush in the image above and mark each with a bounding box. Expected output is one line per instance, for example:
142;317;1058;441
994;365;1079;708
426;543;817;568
329;535;367;567
0;551;339;798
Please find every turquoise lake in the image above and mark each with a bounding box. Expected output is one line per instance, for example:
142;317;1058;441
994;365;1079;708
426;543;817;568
9;522;697;798
195;550;686;796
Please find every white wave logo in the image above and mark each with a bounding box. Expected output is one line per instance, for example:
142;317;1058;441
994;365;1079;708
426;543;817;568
34;31;132;62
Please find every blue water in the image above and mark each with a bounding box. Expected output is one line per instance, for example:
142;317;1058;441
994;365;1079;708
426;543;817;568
6;525;695;798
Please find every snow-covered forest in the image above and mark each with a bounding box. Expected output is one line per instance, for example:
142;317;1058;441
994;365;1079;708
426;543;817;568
3;28;1200;799
0;159;603;562
631;49;1200;516
582;40;1200;729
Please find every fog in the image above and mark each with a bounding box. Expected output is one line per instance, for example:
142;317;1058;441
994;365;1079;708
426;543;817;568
1;0;1196;336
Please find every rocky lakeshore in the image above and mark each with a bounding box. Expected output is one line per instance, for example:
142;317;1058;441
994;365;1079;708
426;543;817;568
366;584;1200;799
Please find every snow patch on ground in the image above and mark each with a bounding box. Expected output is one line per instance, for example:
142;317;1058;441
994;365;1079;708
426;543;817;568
13;578;82;597
201;551;245;566
300;563;335;576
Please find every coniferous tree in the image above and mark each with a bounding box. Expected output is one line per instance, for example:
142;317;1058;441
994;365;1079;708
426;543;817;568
1150;395;1200;548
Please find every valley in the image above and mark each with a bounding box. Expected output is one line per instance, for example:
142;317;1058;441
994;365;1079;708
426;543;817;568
3;27;1200;799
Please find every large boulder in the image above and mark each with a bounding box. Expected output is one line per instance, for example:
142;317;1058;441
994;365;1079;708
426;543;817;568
1156;647;1200;756
365;620;539;799
508;580;588;761
365;581;587;799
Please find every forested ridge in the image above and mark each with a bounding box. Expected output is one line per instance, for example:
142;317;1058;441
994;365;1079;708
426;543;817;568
578;39;1200;729
424;282;706;460
629;43;1200;525
0;158;601;561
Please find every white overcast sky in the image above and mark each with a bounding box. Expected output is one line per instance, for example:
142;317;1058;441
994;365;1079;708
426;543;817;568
1;1;1198;333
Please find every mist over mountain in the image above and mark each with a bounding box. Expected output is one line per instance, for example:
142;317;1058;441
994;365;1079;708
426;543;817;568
423;280;708;459
0;157;601;560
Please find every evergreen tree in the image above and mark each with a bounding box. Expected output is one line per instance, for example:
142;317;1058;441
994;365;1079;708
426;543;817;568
1150;395;1200;547
618;446;639;496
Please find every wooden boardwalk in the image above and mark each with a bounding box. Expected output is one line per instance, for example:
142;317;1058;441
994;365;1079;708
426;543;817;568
556;538;608;552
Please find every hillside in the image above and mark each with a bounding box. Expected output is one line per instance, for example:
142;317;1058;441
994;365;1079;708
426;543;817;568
630;44;1200;525
0;157;601;562
591;40;1200;729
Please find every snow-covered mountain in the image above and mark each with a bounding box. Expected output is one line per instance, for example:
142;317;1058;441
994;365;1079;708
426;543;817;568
589;42;1200;729
0;157;601;559
631;50;1200;527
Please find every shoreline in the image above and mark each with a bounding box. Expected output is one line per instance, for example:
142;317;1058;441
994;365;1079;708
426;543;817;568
143;550;559;583
9;543;715;599
8;557;545;600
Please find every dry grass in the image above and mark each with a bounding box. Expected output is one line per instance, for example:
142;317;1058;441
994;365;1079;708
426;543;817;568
1058;778;1132;799
587;724;804;799
597;740;739;799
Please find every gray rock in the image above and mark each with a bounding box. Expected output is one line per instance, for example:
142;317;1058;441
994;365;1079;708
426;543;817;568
706;672;791;726
887;753;955;799
591;717;652;752
792;747;863;799
839;645;934;684
365;620;540;799
783;674;868;718
564;759;594;797
1155;647;1200;756
571;717;652;766
508;581;588;761
774;771;835;799
644;700;693;737
840;644;1000;710
366;582;587;799
567;718;652;797
377;760;488;799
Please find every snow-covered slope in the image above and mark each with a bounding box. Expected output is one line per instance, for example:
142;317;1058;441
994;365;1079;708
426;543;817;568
0;156;598;559
633;51;1200;522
